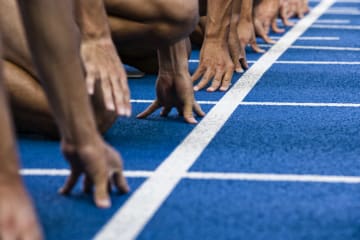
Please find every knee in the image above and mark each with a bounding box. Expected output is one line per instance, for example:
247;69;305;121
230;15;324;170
156;0;199;43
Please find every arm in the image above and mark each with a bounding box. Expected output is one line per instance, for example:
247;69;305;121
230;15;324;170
191;0;235;92
237;0;265;53
17;0;129;208
0;37;42;239
75;0;131;116
253;0;280;44
137;38;205;123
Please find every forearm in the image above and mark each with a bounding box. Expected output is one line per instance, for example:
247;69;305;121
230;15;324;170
205;0;233;44
158;39;189;76
17;0;100;146
230;0;242;34
0;46;20;183
74;0;111;40
240;0;253;22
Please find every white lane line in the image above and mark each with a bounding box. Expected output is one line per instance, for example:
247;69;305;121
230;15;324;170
186;172;360;184
312;24;360;29
239;102;360;107
315;19;350;24
130;99;218;105
20;169;153;178
131;100;360;107
259;44;360;51
311;0;360;2
271;60;360;64
325;10;360;15
20;169;360;184
272;36;340;40
190;59;360;65
94;1;336;239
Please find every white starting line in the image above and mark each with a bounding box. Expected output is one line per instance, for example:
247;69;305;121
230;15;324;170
20;169;360;184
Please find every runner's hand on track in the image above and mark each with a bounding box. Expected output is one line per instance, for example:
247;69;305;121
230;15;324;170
191;40;234;92
137;71;205;124
81;37;131;117
59;140;129;208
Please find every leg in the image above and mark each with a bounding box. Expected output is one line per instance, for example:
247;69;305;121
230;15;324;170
105;0;199;73
0;30;43;240
0;0;117;138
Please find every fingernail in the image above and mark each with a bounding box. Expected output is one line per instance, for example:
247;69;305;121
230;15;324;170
97;198;111;208
193;86;199;91
235;68;244;73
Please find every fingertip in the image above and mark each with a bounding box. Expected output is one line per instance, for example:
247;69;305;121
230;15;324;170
136;113;145;119
220;86;229;92
96;197;111;209
185;117;198;124
58;187;69;195
206;87;216;92
235;67;244;73
193;86;199;91
106;102;116;112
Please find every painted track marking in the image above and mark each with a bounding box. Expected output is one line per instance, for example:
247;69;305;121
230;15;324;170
95;1;337;239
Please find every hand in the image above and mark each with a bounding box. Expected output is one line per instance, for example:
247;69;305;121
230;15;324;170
191;40;234;92
59;139;129;208
80;37;131;116
0;180;43;240
279;0;295;26
228;26;249;73
137;71;205;124
237;19;265;54
287;0;309;19
254;0;280;44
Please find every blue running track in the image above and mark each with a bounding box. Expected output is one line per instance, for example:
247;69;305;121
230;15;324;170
19;0;360;239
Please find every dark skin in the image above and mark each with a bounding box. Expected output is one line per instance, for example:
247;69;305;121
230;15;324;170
253;0;280;44
137;39;205;123
191;0;235;92
0;35;43;240
1;0;202;138
17;0;129;210
76;0;131;116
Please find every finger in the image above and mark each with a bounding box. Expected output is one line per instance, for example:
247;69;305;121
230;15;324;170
183;101;197;124
263;20;271;35
86;71;97;95
160;107;172;117
109;75;126;116
251;43;266;53
94;178;111;208
207;70;223;92
191;65;206;83
83;176;93;194
193;101;205;117
100;71;115;111
240;57;249;70
272;20;285;33
113;171;130;194
255;20;276;44
262;33;276;44
282;16;294;26
194;68;214;91
118;69;132;117
219;69;234;92
136;100;160;119
59;170;81;195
